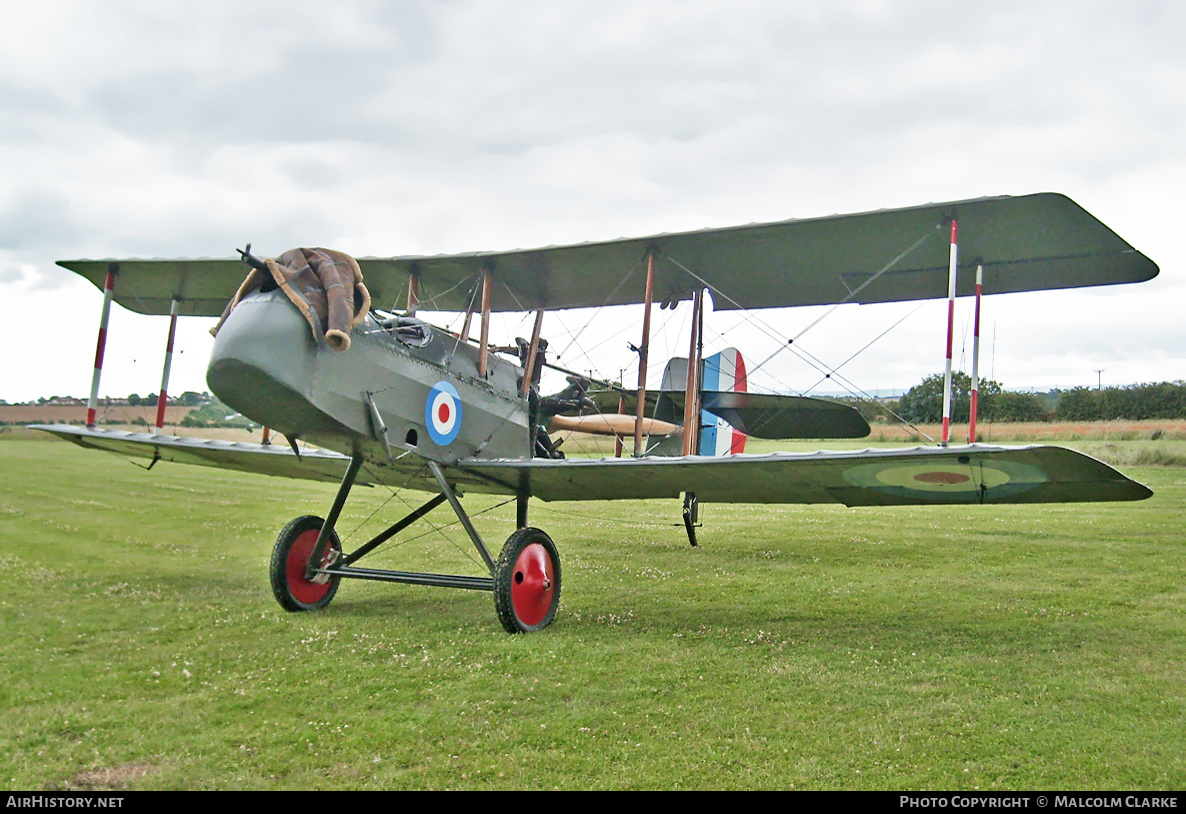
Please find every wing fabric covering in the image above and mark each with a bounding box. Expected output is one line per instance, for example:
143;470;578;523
35;425;1150;507
470;444;1152;506
57;193;1157;316
32;425;370;486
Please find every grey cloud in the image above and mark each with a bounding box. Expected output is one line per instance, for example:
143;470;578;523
28;262;90;292
387;3;1177;171
280;158;346;190
53;0;1185;185
82;6;439;148
0;84;77;145
0;189;89;250
85;57;382;145
0;83;68;115
117;207;345;261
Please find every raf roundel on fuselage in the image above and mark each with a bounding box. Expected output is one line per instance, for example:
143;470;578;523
426;381;463;446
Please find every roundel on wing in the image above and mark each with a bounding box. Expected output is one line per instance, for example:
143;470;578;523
425;382;463;446
841;457;1048;502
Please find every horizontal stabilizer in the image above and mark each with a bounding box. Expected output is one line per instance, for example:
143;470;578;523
588;389;870;439
699;392;870;439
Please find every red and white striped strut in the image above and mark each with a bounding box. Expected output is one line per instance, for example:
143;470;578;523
86;268;117;428
154;298;181;434
969;264;983;443
941;219;958;445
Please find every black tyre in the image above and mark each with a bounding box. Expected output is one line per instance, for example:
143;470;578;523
493;527;561;634
270;515;342;612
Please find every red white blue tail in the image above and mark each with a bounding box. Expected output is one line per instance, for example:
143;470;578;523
699;348;747;456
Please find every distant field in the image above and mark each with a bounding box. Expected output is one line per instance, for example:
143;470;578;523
1;421;264;444
869;420;1186;444
747;421;1186;469
0;437;1181;790
0;404;197;427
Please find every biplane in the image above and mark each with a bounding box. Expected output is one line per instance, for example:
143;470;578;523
35;193;1157;633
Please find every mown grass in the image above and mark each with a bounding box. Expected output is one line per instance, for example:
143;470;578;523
0;439;1182;790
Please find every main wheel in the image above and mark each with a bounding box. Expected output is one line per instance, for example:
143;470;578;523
493;527;561;633
270;515;342;612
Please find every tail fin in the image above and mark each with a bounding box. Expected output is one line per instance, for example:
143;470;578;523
651;348;748;457
642;348;748;457
602;347;866;457
699;348;747;455
650;357;691;456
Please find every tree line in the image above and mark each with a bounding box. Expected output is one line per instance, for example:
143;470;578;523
126;391;210;407
877;374;1186;424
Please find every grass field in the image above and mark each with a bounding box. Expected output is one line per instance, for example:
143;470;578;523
0;435;1182;790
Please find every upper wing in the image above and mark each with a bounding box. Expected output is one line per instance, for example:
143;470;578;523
37;424;1149;507
57;193;1156;316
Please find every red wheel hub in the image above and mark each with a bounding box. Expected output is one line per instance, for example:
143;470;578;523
510;542;555;626
286;529;334;605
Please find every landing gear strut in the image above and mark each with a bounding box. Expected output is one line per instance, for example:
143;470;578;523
267;454;561;632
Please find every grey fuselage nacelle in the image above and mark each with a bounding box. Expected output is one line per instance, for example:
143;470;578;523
207;288;531;463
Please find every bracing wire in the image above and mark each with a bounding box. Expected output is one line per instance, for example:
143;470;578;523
445;280;482;366
800;301;928;395
661;228;941;442
419;272;479;313
742;227;939;380
349;458;518;569
554;257;644;363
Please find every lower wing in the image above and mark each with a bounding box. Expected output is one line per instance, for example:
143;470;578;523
471;445;1152;505
32;424;374;485
35;424;1151;507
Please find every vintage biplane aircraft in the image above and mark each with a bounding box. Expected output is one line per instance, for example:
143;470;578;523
36;193;1157;633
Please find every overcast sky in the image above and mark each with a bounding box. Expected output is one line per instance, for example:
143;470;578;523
2;0;1182;404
